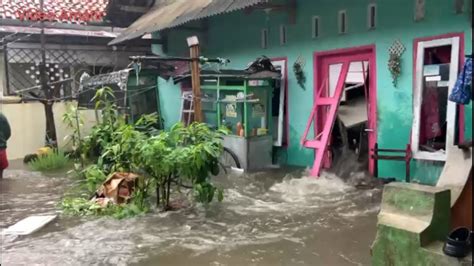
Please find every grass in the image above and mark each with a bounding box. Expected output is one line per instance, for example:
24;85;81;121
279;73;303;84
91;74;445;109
28;150;71;172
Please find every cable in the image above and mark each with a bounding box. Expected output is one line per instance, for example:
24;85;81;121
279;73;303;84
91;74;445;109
0;20;44;43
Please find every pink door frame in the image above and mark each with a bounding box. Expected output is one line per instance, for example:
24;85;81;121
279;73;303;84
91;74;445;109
271;57;290;147
413;32;466;142
313;44;377;175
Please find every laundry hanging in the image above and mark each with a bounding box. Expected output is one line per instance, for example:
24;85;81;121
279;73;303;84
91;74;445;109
449;57;472;105
420;86;442;145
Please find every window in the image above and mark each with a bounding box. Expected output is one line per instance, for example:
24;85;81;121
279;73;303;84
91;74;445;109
414;0;425;21
280;25;287;45
312;16;321;38
411;36;461;161
454;0;464;14
271;59;288;147
338;10;347;34
368;3;377;29
261;28;268;49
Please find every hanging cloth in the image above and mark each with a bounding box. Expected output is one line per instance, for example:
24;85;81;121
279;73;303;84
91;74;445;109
420;86;442;144
449;57;472;105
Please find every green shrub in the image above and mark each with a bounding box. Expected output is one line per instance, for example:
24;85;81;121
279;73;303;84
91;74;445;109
61;87;227;219
82;165;107;192
28;150;70;171
60;196;149;219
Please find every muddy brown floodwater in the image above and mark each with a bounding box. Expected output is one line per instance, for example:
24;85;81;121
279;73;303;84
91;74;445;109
1;162;382;266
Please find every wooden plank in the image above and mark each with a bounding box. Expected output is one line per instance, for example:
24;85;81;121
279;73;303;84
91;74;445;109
310;61;350;176
4;215;57;235
436;147;472;206
375;149;407;153
338;97;367;128
188;36;202;123
300;81;326;146
201;85;246;91
372;155;406;161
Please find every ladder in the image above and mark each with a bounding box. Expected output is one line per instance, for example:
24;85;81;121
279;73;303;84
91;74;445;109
301;61;350;177
180;91;194;126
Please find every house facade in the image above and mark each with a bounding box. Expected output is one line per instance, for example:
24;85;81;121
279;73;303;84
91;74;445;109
114;0;472;184
0;0;155;159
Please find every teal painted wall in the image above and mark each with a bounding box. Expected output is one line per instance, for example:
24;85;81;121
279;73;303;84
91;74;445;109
153;0;472;182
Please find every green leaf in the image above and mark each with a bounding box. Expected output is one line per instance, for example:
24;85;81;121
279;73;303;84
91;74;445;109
217;188;224;202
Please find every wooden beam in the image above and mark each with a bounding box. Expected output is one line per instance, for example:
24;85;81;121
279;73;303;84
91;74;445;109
117;5;149;13
187;36;202;123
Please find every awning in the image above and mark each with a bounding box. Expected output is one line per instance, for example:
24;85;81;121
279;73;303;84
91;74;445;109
109;0;264;45
173;69;281;84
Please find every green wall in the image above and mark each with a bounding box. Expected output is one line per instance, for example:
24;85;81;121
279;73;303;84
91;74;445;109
154;0;472;183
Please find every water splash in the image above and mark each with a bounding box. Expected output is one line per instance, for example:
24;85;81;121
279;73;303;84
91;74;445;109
1;166;381;265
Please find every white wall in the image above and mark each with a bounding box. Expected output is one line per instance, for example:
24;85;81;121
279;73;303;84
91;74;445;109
0;101;96;160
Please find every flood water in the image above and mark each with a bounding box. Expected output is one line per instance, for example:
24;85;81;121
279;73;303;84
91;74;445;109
1;162;382;266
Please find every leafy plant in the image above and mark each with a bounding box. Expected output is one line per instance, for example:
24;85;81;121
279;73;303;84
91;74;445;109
62;87;227;218
62;103;85;167
82;164;107;193
388;53;402;87
138;122;227;209
60;196;148;219
29;150;70;171
293;57;306;89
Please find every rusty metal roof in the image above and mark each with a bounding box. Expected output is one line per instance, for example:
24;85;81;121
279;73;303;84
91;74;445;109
109;0;264;45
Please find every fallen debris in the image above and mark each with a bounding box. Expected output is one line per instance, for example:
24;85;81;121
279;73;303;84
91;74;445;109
3;215;57;235
92;172;139;207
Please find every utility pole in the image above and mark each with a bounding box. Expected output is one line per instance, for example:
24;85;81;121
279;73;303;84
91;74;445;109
187;36;202;122
39;0;58;146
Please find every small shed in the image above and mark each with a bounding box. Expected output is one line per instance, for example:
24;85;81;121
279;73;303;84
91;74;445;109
174;69;281;170
78;67;174;129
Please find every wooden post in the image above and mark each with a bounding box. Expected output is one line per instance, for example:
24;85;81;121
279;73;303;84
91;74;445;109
405;144;412;183
373;143;378;178
40;0;58;146
187;36;202;122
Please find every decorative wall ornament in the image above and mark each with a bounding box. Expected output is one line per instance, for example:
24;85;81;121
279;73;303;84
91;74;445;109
388;39;406;87
293;56;306;89
414;0;425;21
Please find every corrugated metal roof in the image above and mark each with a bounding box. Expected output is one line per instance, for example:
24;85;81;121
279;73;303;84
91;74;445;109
109;0;264;45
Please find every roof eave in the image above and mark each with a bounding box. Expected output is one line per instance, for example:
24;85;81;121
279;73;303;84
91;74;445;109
109;0;264;46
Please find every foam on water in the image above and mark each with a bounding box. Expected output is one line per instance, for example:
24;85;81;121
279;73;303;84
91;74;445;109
270;172;353;198
1;167;382;265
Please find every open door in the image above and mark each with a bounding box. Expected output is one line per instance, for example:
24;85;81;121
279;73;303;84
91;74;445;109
303;46;377;177
301;60;350;176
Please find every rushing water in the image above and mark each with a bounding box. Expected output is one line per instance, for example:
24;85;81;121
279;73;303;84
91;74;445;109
1;163;382;266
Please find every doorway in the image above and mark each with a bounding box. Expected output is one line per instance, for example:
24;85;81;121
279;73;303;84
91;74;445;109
313;45;377;175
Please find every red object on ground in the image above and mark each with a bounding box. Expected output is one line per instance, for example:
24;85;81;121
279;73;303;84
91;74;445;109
0;149;9;170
